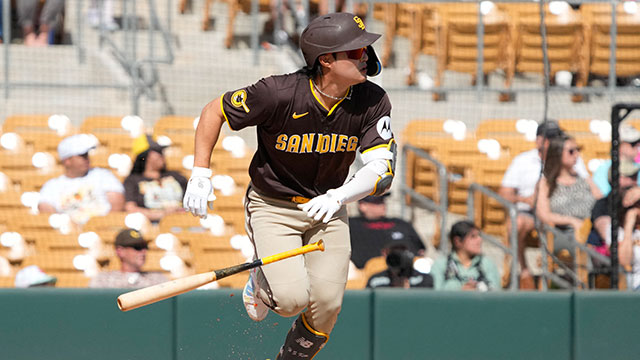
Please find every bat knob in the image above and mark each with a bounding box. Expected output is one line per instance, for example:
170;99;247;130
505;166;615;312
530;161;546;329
316;239;325;251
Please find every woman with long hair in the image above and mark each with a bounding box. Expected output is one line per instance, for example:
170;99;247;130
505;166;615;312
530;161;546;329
123;135;187;222
536;134;599;230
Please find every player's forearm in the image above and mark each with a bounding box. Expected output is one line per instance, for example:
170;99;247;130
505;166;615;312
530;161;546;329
194;97;225;168
332;163;384;204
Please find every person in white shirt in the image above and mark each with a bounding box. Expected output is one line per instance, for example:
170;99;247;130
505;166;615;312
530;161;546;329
38;134;125;225
499;121;596;288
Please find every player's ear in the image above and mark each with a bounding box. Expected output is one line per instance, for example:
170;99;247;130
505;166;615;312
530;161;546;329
318;53;334;67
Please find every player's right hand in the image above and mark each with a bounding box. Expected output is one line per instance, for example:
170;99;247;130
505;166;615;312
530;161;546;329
183;166;214;218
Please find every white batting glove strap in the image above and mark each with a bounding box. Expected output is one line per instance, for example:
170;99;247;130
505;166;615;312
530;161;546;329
297;189;344;223
183;167;213;218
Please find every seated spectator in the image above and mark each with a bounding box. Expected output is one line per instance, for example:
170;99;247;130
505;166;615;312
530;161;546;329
430;220;501;291
592;124;640;196
536;134;599;284
589;160;640;253
124;135;187;223
619;205;640;291
536;134;599;232
38;134;125;225
366;242;433;289
89;228;168;288
17;0;65;46
349;194;425;269
14;265;57;288
499;120;592;288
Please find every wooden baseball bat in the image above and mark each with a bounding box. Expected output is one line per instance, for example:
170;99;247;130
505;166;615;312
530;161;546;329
117;239;325;312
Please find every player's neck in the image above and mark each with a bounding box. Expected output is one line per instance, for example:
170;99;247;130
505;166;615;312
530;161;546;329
312;76;349;108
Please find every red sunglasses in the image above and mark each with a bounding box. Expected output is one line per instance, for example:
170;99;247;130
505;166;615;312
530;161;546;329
344;47;366;60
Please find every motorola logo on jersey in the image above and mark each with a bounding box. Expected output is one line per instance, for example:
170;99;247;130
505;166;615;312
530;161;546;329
275;133;359;154
376;116;393;140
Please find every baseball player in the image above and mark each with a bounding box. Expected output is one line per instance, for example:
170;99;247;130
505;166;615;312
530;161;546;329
183;12;395;359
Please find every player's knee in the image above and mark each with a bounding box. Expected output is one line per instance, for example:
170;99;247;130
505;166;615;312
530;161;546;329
272;288;309;317
310;290;343;318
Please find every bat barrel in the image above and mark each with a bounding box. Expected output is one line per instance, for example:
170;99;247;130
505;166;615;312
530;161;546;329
117;272;216;311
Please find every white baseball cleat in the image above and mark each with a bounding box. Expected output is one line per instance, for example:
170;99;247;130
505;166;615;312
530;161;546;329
242;270;268;321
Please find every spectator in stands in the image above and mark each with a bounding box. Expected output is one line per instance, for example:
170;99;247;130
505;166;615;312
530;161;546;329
38;134;125;225
123;135;187;223
349;194;425;269
366;242;433;289
89;228;168;288
17;0;65;46
536;135;599;282
536;134;599;231
619;204;640;291
592;124;640;196
499;120;594;288
430;220;501;291
14;265;57;288
589;160;640;260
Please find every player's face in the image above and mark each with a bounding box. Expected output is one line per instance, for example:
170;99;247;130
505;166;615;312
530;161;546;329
332;48;368;84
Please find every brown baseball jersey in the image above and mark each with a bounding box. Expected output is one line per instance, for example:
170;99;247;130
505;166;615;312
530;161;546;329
220;70;393;199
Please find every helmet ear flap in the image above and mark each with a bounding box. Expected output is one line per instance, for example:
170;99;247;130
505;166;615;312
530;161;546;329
366;46;382;77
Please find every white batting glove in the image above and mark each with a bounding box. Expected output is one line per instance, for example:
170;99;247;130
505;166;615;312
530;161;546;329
298;189;344;223
183;166;214;218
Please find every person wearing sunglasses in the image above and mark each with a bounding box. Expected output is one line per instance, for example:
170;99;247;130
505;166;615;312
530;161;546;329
535;134;601;285
89;228;168;288
592;124;640;197
182;12;393;360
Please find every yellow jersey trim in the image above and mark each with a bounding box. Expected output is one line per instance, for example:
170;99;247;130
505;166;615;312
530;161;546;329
362;138;395;154
309;79;350;115
219;94;236;131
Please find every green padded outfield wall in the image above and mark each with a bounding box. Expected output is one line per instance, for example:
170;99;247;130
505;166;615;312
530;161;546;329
174;289;372;360
2;288;640;359
573;291;640;360
0;288;174;360
372;290;573;360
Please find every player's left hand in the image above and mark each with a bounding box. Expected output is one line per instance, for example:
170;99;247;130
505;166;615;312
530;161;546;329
298;190;343;223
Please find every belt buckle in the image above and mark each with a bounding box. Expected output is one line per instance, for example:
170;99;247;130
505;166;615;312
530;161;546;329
291;196;310;204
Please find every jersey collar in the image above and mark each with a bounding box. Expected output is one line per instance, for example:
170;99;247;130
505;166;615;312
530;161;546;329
308;79;350;115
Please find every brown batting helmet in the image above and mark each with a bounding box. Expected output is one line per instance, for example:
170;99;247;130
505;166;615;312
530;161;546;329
299;12;381;69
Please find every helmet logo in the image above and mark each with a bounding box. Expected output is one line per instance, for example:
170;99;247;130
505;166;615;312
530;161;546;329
231;90;250;113
353;16;365;30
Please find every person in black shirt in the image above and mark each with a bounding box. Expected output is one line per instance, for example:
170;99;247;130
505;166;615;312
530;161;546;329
589;160;640;255
349;194;425;269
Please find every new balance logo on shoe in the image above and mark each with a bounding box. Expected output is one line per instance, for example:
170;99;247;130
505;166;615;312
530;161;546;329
295;337;314;349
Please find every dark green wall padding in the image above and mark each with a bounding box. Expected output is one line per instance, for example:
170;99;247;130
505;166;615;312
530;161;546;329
1;288;639;360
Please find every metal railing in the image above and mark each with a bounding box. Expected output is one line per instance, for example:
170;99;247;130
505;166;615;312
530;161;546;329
400;144;449;252
466;183;518;290
1;0;175;114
